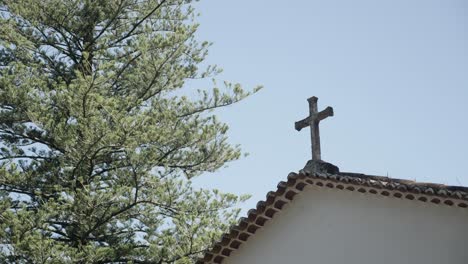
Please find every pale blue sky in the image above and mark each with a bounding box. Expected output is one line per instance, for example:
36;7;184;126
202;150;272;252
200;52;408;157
192;0;468;211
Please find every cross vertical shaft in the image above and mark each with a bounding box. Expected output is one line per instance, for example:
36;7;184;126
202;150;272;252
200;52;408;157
308;97;321;160
295;96;334;161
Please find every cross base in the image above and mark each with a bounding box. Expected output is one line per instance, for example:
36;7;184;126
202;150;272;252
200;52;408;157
301;160;340;174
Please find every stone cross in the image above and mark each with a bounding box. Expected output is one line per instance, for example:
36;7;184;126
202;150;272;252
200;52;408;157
295;96;334;161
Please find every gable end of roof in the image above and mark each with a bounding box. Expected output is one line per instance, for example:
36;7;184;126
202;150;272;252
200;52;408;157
197;170;468;264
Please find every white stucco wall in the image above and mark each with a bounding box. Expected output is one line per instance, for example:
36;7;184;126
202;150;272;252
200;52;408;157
224;185;468;264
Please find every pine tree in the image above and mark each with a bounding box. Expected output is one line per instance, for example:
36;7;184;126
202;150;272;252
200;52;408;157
0;1;259;262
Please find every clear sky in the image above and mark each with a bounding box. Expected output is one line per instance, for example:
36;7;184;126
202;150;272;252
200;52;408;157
191;0;468;211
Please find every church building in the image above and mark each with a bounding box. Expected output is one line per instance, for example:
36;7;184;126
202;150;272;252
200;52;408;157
197;97;468;264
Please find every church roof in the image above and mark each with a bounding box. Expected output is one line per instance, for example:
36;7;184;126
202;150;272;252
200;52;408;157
197;164;468;264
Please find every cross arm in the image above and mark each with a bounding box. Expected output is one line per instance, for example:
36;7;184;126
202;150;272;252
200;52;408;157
317;106;334;121
295;106;334;131
295;118;310;131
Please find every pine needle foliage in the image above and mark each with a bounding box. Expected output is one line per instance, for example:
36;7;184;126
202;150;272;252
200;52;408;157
0;1;260;263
